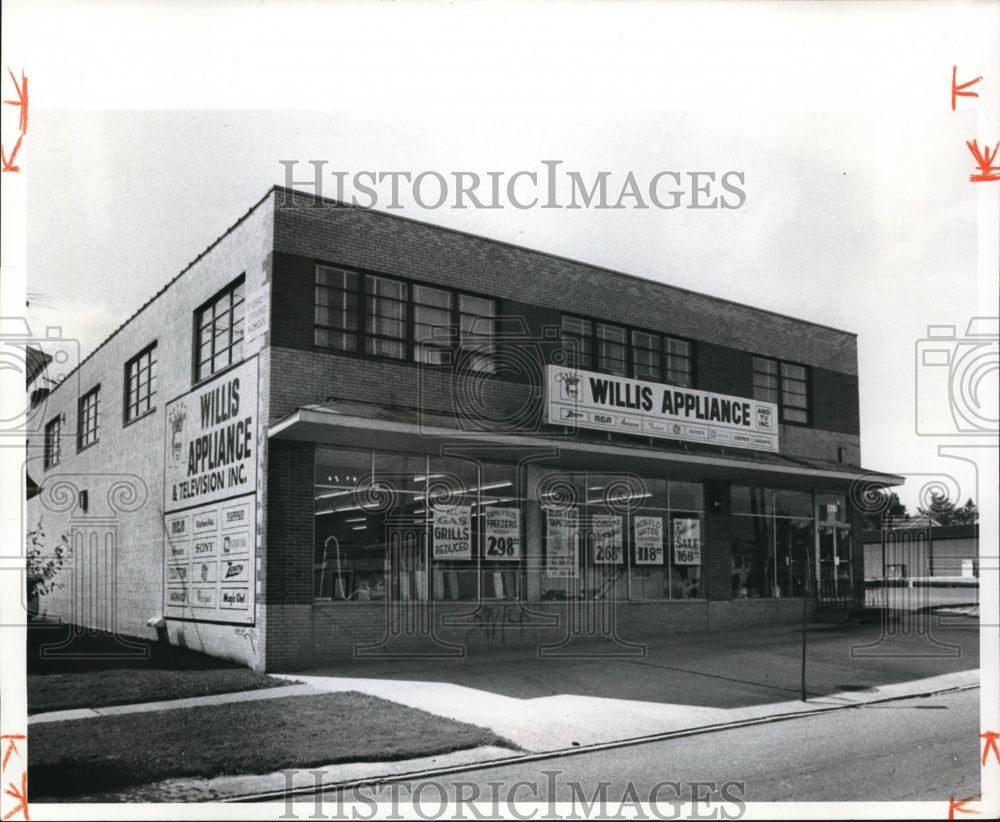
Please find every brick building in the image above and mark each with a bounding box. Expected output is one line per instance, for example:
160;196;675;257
26;186;903;671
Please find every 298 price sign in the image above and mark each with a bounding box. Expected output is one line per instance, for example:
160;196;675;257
484;508;520;561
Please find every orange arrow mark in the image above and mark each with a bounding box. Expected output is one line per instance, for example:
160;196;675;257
948;792;981;818
981;730;1000;766
952;65;983;111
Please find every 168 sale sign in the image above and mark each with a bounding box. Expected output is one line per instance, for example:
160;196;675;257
673;518;702;565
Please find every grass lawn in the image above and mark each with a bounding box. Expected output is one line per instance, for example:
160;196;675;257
29;692;516;799
27;625;293;714
28;667;290;714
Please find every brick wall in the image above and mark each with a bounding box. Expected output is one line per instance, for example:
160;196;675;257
273;192;859;373
702;481;734;601
268;196;862;457
265;440;315;605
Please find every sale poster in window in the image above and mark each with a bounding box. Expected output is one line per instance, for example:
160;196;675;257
591;514;623;565
633;515;664;565
673;518;702;566
484;507;520;560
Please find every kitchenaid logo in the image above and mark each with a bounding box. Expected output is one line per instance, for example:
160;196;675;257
279;160;746;211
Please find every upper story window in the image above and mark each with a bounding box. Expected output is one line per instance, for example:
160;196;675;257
753;356;810;423
125;343;158;422
314;265;497;369
597;323;629;377
665;338;693;387
560;316;594;370
563;315;693;387
631;330;662;381
458;294;497;372
365;275;408;360
195;277;245;382
314;266;360;352
77;386;100;450
44;416;62;469
414;285;453;364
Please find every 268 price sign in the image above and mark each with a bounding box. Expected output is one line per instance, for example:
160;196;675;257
592;515;624;565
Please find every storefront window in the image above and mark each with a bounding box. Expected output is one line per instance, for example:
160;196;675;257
314;448;380;600
817;492;848;523
540;472;704;601
315;448;526;602
627;478;668;600
667;482;704;599
732;485;832;598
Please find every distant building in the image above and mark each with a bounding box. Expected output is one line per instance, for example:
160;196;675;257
26;187;903;670
863;524;979;580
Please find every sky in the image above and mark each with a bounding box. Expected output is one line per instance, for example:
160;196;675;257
3;0;998;517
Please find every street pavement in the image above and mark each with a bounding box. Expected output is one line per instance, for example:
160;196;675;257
28;613;982;803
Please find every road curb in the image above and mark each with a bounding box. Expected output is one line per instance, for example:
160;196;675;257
227;669;980;803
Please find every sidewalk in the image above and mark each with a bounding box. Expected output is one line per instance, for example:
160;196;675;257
29;617;981;802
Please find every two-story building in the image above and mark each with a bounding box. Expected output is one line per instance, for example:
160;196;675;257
26;186;903;670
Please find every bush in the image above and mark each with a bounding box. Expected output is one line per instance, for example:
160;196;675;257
26;520;69;599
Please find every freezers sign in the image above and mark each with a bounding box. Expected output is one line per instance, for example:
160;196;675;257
546;365;779;452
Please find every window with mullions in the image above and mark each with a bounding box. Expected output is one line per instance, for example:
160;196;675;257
780;363;809;423
664;338;693;387
631;331;662;381
44;416;62;469
414;285;453;365
365;275;408;360
597;323;628;376
195;278;245;382
458;294;497;372
315;266;360;352
753;357;810;423
561;316;593;369
125;343;157;422
563;315;693;387
77;386;100;450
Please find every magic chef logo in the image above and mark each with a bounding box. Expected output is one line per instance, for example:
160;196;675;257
169;403;188;464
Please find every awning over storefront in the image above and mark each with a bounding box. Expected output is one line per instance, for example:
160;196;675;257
269;402;904;494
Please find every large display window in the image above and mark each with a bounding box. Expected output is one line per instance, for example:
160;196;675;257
731;487;850;599
539;472;704;601
314;447;524;602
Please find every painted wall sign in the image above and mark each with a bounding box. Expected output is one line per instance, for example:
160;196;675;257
244;286;270;342
164;357;258;512
484;507;520;560
546;365;779;452
164;494;256;625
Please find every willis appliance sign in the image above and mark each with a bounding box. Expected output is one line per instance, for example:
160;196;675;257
546;365;779;452
163;357;258;625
